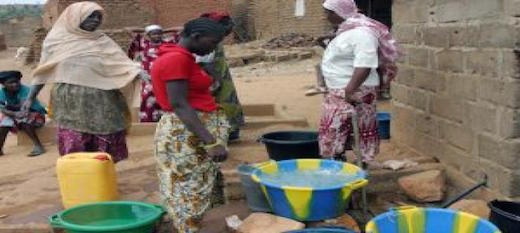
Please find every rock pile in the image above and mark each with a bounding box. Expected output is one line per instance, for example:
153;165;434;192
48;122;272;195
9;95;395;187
262;33;316;49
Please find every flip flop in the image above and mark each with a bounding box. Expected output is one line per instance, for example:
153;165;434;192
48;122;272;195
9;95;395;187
28;146;45;157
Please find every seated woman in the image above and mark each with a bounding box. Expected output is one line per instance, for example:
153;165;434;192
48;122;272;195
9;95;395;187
151;18;228;232
0;71;46;156
318;0;400;164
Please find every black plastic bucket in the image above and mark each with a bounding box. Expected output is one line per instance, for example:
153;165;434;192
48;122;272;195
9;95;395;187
259;131;320;161
488;200;520;233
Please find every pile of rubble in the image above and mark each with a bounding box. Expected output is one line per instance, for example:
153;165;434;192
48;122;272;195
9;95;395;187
262;33;316;49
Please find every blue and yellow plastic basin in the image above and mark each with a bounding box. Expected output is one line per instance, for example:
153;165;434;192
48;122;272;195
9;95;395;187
366;207;501;233
251;159;368;221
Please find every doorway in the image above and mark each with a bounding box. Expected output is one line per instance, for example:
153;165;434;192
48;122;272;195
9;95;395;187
355;0;393;28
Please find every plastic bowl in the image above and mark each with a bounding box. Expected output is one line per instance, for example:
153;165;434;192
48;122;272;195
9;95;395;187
49;201;166;233
366;206;501;233
251;159;368;221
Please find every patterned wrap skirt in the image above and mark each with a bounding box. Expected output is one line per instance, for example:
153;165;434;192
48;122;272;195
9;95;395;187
318;86;379;162
154;111;230;233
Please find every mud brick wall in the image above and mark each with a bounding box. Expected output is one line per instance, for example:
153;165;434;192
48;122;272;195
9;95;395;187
45;0;155;29
154;0;231;28
0;16;42;47
391;0;520;198
250;0;331;40
25;28;133;64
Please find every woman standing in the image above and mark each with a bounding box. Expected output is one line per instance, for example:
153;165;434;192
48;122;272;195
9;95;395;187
198;12;244;141
151;18;228;232
22;2;142;163
318;0;400;163
127;24;179;122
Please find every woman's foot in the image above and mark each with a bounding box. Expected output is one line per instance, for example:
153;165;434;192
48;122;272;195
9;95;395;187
28;145;45;157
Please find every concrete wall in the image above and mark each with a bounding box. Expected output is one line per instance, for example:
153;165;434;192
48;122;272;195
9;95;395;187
391;0;520;198
251;0;331;39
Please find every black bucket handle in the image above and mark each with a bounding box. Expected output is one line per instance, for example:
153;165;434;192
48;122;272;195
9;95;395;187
489;200;520;222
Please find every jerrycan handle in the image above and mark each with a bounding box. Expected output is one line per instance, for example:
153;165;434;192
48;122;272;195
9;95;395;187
93;154;113;162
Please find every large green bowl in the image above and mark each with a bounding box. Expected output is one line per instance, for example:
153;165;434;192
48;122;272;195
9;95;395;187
49;201;166;233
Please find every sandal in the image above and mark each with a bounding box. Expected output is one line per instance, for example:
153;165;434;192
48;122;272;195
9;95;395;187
28;145;45;157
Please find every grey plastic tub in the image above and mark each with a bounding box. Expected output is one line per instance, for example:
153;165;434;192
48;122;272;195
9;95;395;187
238;164;271;212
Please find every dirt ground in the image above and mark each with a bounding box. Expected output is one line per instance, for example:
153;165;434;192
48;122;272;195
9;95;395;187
0;47;400;230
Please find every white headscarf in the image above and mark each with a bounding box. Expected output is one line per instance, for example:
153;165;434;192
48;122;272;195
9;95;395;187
32;1;141;91
145;24;163;34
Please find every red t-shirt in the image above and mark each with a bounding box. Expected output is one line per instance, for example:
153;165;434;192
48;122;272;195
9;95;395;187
151;45;217;112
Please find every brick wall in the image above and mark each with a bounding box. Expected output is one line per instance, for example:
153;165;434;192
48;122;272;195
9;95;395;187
0;16;42;47
391;0;520;198
250;0;331;40
154;0;231;28
46;0;155;29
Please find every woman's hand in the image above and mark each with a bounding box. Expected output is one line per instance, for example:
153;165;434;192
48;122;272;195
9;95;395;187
345;90;362;105
206;145;228;162
20;99;33;118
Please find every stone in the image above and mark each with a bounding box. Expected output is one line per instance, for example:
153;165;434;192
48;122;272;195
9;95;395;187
298;52;313;60
237;213;305;233
307;213;361;233
398;170;447;203
275;53;292;62
228;58;245;67
449;199;491;219
201;201;251;233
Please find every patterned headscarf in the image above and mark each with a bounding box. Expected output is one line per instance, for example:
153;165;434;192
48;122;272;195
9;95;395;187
200;12;231;22
323;0;401;81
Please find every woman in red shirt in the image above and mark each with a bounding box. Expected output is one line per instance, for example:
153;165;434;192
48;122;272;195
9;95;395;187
151;18;228;233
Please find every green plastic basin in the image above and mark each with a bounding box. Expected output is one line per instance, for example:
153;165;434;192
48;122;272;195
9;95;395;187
49;201;166;233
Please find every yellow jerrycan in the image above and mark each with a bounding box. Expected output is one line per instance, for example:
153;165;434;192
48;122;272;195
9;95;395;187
56;152;119;209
